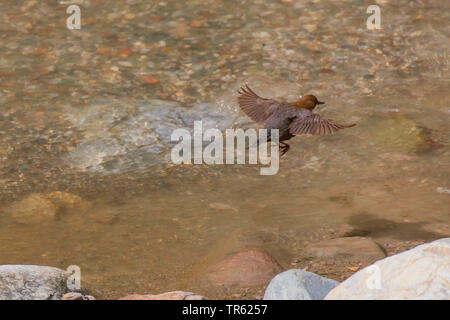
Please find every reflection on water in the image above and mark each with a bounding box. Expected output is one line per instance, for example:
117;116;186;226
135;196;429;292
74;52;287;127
0;0;449;298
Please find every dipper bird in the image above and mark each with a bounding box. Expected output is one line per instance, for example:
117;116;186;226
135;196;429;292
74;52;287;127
237;85;356;156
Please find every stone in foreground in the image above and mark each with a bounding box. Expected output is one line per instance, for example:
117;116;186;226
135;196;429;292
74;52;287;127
119;291;205;300
325;238;450;300
0;265;69;300
203;249;282;288
264;269;340;300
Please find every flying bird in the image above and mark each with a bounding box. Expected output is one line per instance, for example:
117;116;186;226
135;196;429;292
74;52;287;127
237;84;356;156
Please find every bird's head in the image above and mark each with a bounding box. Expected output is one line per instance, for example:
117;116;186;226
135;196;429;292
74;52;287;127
291;94;325;110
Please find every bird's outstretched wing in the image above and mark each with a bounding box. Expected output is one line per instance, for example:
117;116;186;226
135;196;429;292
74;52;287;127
289;113;356;135
237;85;280;123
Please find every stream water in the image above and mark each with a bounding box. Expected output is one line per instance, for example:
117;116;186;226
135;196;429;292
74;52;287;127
0;0;448;298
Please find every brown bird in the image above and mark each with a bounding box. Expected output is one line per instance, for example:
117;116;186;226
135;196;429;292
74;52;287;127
237;84;356;156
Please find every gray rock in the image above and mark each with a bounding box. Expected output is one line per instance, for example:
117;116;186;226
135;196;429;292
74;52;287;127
325;238;450;300
0;265;69;300
263;269;340;300
64;98;254;174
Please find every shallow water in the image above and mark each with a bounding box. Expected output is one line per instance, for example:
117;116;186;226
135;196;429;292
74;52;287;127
0;0;449;298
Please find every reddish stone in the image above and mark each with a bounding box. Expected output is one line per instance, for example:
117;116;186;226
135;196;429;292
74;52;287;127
204;249;282;287
141;76;159;84
119;48;133;58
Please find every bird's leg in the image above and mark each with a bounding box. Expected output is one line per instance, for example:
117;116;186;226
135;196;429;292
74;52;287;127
278;142;283;154
279;142;290;157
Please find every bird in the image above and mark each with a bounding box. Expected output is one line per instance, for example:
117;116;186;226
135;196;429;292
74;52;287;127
237;84;356;156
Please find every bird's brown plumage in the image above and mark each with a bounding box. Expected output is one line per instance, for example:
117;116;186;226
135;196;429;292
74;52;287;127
237;84;355;155
237;85;279;123
289;113;356;135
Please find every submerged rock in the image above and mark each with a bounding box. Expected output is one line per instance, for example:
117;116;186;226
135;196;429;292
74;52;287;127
64;98;252;174
0;265;69;300
41;191;89;210
306;236;386;263
364;114;438;154
7;192;90;224
325;238;450;299
9;194;57;224
264;269;340;300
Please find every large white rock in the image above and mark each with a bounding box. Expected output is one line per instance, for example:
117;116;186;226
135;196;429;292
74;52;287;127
0;265;70;300
325;238;450;300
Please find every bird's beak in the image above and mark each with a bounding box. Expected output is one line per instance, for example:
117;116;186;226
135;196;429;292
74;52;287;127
317;101;325;105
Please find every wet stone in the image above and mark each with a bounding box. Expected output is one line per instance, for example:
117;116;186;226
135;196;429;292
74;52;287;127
306;237;386;263
8;194;56;224
201;249;283;288
7;192;90;224
364;114;438;154
64;98;251;174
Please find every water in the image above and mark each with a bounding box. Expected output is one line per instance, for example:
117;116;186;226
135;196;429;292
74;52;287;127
0;0;448;298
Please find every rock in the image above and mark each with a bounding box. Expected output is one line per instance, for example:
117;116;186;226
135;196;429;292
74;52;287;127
306;237;386;263
91;209;119;224
365;114;437;154
203;249;282;287
61;292;95;300
119;291;205;300
41;191;90;210
209;202;238;213
436;187;450;194
64;98;253;174
9;194;57;224
0;265;69;300
8;192;90;224
264;269;340;300
325;238;450;299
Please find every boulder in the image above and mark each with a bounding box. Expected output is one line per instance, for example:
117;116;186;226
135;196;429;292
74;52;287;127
264;269;340;300
325;238;450;299
0;265;69;300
